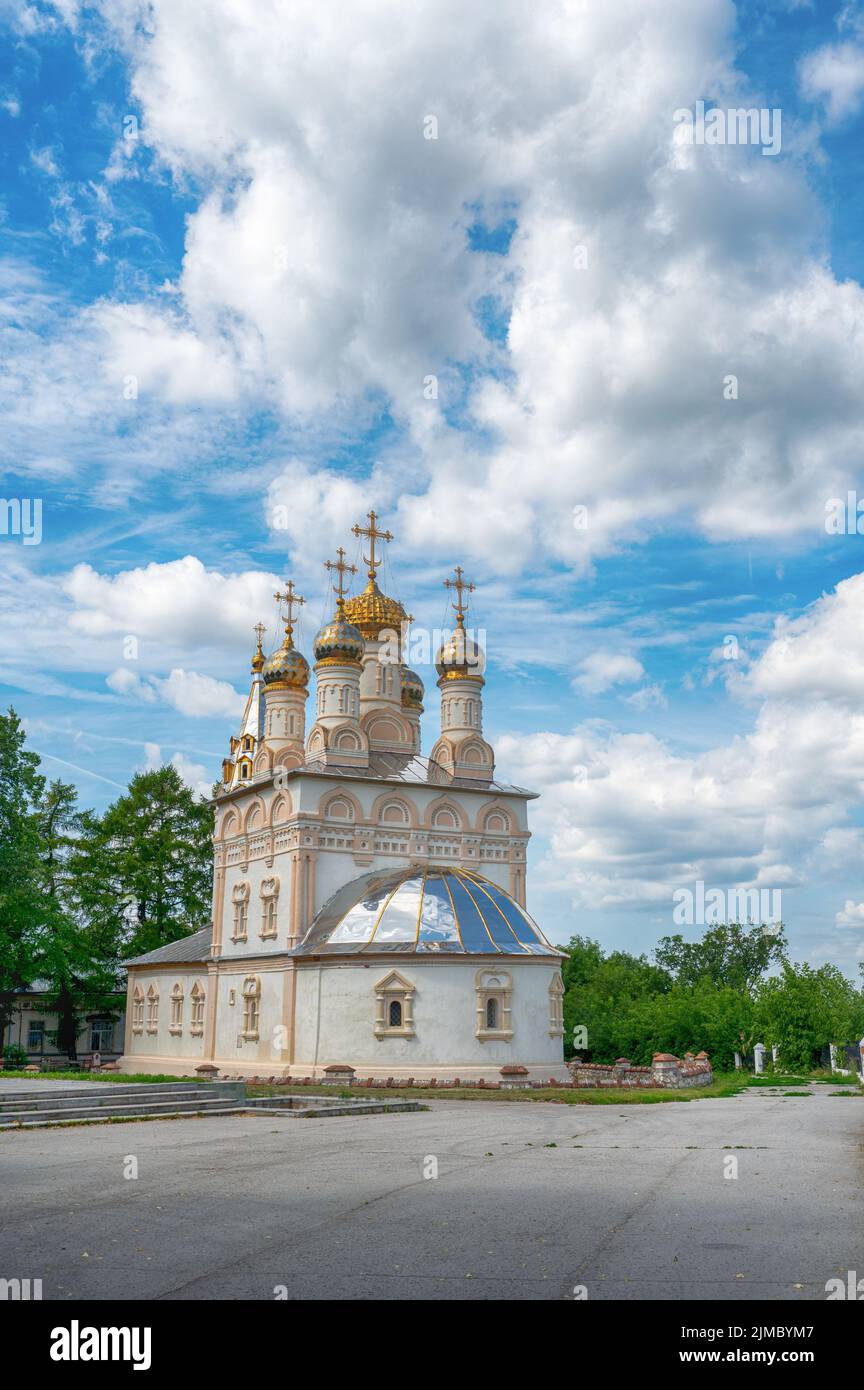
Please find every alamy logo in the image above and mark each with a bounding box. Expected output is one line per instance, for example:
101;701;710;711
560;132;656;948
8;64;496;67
0;497;42;545
825;1270;864;1300
0;1277;42;1300
673;101;781;156
672;881;781;926
50;1321;151;1371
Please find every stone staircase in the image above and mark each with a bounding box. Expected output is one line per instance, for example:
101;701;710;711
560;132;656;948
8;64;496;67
0;1081;246;1129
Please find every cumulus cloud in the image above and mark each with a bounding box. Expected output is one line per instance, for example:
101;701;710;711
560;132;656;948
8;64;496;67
800;40;864;122
107;664;244;718
739;572;864;704
9;0;860;575
496;570;864;912
572;651;644;695
836;899;864;927
65;556;282;647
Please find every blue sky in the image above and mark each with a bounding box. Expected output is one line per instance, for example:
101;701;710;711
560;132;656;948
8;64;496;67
3;0;864;972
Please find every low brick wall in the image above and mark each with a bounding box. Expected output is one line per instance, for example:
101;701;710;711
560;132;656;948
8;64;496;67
568;1052;714;1090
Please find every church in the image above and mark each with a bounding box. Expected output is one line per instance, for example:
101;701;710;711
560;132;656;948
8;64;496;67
120;513;567;1082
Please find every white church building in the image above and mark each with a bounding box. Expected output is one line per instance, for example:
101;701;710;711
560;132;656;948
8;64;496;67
121;514;567;1082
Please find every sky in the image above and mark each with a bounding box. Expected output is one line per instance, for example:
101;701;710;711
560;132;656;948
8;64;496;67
2;0;864;972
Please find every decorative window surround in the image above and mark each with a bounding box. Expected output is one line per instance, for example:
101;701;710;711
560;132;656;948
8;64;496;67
475;969;513;1042
548;972;565;1038
169;983;184;1035
259;875;280;939
131;986;144;1034
190;981;205;1036
231;881;250;942
374;970;416;1039
242;975;261;1041
146;984;159;1034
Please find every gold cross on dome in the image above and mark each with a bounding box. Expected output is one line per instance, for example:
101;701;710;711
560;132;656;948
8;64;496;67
253;621;266;651
273;579;305;635
351;509;393;580
444;565;475;623
324;547;357;607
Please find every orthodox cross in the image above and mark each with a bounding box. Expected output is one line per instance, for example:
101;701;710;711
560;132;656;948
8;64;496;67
324;547;357;608
253;621;266;654
444;565;475;624
351;509;393;581
273;579;305;641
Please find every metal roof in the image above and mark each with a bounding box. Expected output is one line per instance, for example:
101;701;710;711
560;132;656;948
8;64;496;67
125;927;213;967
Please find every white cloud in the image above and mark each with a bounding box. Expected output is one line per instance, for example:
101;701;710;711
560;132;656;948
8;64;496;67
572;651;644;695
800;40;864;122
106;664;244;718
13;0;861;572
106;666;157;702
836;899;864;927
65;556;281;647
496;570;864;912
740;572;864;704
158;668;244;719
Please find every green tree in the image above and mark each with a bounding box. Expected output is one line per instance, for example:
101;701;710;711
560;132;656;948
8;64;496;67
756;962;864;1071
0;709;45;1044
73;766;214;958
655;921;787;994
36;781;120;1061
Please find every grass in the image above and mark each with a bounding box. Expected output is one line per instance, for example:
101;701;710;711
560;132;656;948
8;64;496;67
247;1071;749;1105
746;1074;810;1087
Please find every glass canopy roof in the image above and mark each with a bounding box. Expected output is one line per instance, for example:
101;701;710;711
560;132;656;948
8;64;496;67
290;865;562;956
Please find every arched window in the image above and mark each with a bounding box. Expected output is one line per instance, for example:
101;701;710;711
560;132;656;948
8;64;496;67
169;983;184;1034
260;876;280;939
475;970;512;1042
242;976;261;1041
146;984;159;1033
548;973;564;1038
373;971;416;1039
231;883;250;942
131;985;144;1033
190;982;205;1035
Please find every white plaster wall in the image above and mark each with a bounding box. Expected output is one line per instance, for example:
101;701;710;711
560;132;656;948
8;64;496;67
220;856;298;960
292;959;564;1072
124;967;208;1061
212;966;287;1067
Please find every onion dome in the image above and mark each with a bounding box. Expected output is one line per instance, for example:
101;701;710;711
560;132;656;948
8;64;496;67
400;665;425;709
290;864;563;956
342;578;407;641
250;624;266;674
435;618;486;681
262;632;310;689
314;603;365;665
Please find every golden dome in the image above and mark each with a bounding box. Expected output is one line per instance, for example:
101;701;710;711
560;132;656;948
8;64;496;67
314;605;365;665
400;665;425;709
342;578;407;640
262;636;310;690
435;618;486;682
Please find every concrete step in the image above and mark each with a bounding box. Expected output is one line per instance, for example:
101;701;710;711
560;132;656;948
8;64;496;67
0;1082;243;1115
0;1095;244;1129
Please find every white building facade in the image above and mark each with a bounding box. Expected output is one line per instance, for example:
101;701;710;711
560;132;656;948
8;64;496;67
121;517;567;1082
